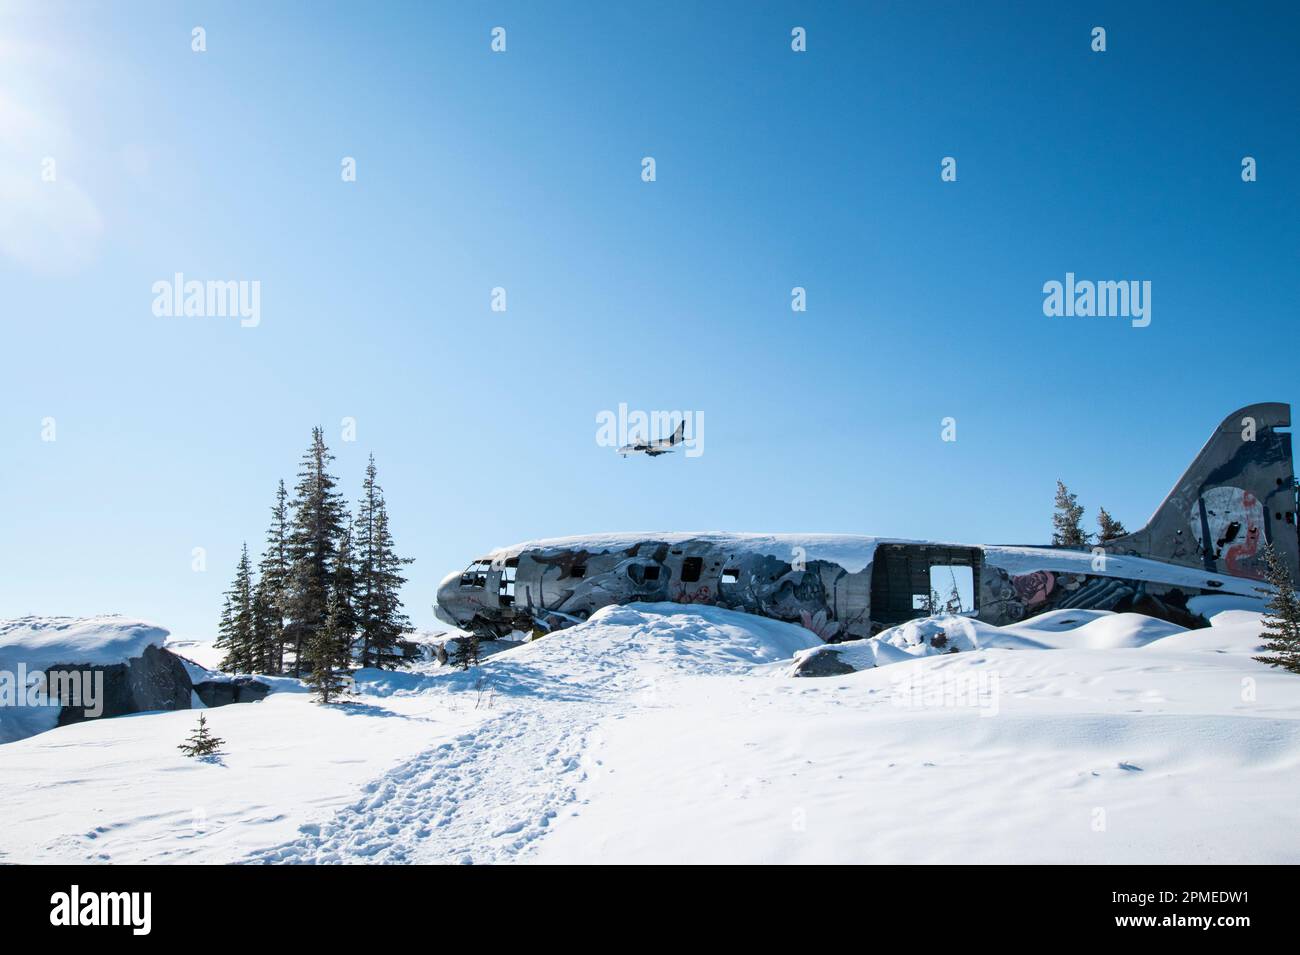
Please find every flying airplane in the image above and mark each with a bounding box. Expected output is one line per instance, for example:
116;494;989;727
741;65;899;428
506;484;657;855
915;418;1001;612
618;420;685;457
437;403;1298;641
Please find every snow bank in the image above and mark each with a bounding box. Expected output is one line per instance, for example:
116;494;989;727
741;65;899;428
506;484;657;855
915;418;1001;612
793;610;1189;675
1141;609;1270;656
0;616;169;671
1188;593;1269;620
498;603;823;675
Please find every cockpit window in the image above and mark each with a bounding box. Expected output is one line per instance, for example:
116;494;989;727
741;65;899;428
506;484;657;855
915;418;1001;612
460;559;491;588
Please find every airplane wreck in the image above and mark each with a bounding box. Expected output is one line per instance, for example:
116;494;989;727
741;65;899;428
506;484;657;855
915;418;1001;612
436;403;1298;641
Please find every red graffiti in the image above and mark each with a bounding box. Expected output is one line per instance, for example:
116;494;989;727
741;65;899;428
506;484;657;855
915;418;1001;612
1224;490;1263;576
673;585;713;604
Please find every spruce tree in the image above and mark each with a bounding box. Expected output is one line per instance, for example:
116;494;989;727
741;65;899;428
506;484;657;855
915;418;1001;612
258;480;292;673
178;713;225;757
450;633;480;670
305;590;354;703
214;595;235;669
250;577;278;674
1254;543;1300;674
1052;480;1089;547
1097;506;1128;543
332;520;359;650
215;544;256;672
353;456;414;669
284;428;347;677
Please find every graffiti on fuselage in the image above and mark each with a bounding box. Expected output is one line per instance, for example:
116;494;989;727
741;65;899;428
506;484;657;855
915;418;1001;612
1190;485;1265;578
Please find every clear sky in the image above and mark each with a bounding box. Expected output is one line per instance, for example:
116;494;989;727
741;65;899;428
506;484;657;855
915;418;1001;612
2;1;1297;639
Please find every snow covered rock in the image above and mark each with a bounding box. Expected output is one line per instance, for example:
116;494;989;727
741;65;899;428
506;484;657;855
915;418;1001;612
0;616;188;743
57;643;191;728
193;675;271;707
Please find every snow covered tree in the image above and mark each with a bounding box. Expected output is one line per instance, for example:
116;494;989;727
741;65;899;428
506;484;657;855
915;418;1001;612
257;480;292;673
353;456;415;669
1097;506;1128;543
215;544;256;672
305;590;354;703
1254;543;1300;675
178;713;225;757
1052;480;1089;547
284;428;348;677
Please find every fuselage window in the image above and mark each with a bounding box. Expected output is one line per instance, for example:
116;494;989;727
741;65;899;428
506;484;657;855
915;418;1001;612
721;568;739;585
681;557;703;583
644;565;660;581
499;559;517;604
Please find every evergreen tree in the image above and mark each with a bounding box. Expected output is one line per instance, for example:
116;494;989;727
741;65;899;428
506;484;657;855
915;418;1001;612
1052;480;1089;547
257;480;292;673
449;633;480;670
250;577;278;674
332;520;359;649
214;595;235;668
1097;507;1128;543
1254;543;1300;674
215;544;256;672
178;713;225;757
305;590;354;703
284;428;348;677
353;456;415;669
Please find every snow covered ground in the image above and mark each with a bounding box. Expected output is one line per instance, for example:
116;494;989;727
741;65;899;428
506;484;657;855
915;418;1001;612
1;602;1298;864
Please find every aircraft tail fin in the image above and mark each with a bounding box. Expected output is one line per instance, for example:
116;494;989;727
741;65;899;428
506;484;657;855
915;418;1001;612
1108;402;1297;581
670;420;685;445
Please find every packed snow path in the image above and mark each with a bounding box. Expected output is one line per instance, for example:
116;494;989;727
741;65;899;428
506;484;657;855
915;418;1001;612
245;605;816;864
246;704;595;864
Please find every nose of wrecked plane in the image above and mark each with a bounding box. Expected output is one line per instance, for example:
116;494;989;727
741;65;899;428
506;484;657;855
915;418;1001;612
434;570;464;627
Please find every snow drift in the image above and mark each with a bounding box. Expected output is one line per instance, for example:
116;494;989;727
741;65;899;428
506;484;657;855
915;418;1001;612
0;616;169;671
792;609;1205;676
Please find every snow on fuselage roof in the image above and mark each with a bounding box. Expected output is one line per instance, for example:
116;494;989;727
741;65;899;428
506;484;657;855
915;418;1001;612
487;532;887;574
485;532;1261;596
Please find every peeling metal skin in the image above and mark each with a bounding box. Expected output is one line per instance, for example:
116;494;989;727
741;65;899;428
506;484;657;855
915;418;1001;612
437;404;1299;642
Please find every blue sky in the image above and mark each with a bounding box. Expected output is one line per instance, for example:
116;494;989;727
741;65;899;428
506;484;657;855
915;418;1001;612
2;1;1297;638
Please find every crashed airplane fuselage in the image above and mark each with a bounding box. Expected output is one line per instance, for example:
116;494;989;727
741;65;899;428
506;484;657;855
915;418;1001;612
436;404;1299;640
